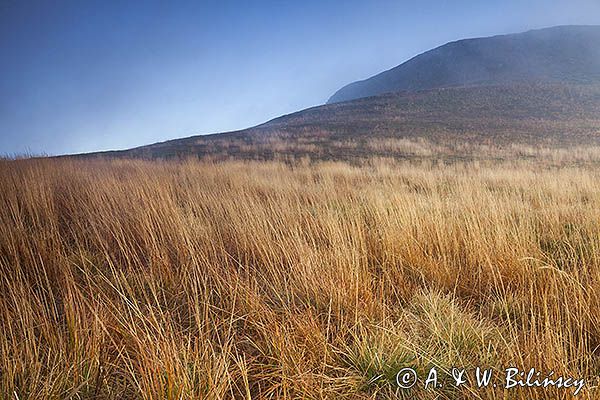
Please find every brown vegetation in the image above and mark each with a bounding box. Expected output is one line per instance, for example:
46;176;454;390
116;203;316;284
85;84;600;163
1;151;600;398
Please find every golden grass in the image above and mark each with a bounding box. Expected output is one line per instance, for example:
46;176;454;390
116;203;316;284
1;156;600;399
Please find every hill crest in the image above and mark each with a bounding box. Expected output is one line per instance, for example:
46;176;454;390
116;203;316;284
328;25;600;103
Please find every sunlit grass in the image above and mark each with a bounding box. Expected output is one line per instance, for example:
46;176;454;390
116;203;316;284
1;155;599;398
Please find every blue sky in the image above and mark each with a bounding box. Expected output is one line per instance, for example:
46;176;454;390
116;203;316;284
1;0;599;155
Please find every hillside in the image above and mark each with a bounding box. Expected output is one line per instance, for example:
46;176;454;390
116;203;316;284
87;84;600;163
328;26;600;104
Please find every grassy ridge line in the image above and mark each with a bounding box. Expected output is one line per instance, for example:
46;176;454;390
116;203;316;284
69;84;600;162
1;157;599;398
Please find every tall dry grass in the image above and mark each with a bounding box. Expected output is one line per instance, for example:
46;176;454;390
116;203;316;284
1;157;600;399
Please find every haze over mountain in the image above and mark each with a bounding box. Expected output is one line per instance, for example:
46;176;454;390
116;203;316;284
328;25;600;103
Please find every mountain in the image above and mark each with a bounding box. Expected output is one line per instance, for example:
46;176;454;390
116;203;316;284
83;84;600;162
328;25;600;104
72;26;600;163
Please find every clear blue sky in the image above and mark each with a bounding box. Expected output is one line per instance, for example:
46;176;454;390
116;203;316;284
1;0;599;155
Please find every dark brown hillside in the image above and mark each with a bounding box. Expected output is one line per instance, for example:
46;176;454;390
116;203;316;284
79;84;600;163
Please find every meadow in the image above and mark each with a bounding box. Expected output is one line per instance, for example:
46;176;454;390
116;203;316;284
1;151;600;399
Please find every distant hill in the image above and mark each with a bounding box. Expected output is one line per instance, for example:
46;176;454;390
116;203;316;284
81;84;600;163
71;26;600;163
328;26;600;104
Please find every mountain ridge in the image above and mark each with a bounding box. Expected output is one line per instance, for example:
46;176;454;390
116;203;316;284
328;25;600;103
64;26;600;162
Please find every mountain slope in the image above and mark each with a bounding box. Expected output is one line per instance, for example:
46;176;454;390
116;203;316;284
328;25;600;104
84;84;600;162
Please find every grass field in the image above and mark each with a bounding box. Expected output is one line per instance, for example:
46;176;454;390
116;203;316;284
2;152;600;399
